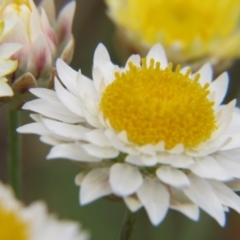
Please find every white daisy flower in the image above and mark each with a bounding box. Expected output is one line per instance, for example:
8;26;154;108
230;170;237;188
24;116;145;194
18;43;240;226
0;181;90;240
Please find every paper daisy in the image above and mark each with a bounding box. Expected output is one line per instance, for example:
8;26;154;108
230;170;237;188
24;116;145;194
0;181;89;240
18;43;240;226
105;0;240;70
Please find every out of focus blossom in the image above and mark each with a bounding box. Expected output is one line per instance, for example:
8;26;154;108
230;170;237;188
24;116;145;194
0;0;75;94
0;181;90;240
0;20;22;99
105;0;240;71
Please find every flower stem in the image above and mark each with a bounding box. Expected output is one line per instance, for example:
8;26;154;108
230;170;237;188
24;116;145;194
8;107;22;199
118;209;136;240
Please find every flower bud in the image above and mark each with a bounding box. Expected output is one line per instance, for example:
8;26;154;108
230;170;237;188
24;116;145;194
0;0;75;89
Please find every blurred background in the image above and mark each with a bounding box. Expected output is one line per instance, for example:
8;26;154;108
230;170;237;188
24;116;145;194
1;0;240;239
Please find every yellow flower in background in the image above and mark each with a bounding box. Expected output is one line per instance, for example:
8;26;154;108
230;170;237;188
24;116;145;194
105;0;240;69
0;181;90;240
0;0;75;92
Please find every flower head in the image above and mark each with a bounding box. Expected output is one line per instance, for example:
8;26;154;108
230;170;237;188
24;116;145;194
105;0;240;69
18;43;240;226
0;0;75;90
0;181;90;240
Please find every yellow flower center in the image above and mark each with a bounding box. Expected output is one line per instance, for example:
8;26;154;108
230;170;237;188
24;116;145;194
0;201;29;240
107;0;240;49
100;59;217;149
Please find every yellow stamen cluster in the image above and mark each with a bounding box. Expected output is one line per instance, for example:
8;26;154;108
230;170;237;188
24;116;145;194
100;59;217;149
0;201;29;240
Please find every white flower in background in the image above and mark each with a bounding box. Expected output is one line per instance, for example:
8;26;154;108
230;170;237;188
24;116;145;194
18;43;240;226
0;181;90;240
0;0;75;91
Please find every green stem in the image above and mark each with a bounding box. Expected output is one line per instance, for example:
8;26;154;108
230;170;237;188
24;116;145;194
118;209;136;240
8;107;21;199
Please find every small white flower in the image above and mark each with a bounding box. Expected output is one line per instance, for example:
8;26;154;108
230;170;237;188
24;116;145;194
0;181;90;240
18;43;240;226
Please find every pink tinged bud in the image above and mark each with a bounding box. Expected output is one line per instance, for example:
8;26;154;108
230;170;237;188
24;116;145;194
0;0;76;85
40;8;58;48
27;33;52;79
57;1;76;45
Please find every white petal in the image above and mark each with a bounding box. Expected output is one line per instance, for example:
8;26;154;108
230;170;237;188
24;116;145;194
156;166;190;188
140;154;158;166
137;178;169;225
41;117;89;140
180;66;191;75
0;60;18;78
125;155;145;166
85;129;112;147
170;154;194;168
93;43;115;84
22;99;82;124
76;71;98;101
54;77;84;117
220;135;240;151
170;187;199;221
0;80;13;97
40;0;56;26
39;135;62;146
82;143;119;159
22;99;83;123
193;63;212;86
167;144;184;154
125;54;141;69
92;67;106;93
157;153;194;168
17;122;49;135
27;33;52;77
210;72;228;106
137;144;155;156
47;143;101;162
209;180;240;213
75;171;87;186
226;179;240;191
124;196;142;212
80;168;112;205
215;155;240;178
57;1;76;44
146;44;168;69
118;131;130;144
190;156;233;181
83;109;102;128
0;43;22;59
105;130;139;155
183;174;225;226
56;58;79;97
83;93;99;116
29;88;59;102
109;163;143;196
153;141;165;152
